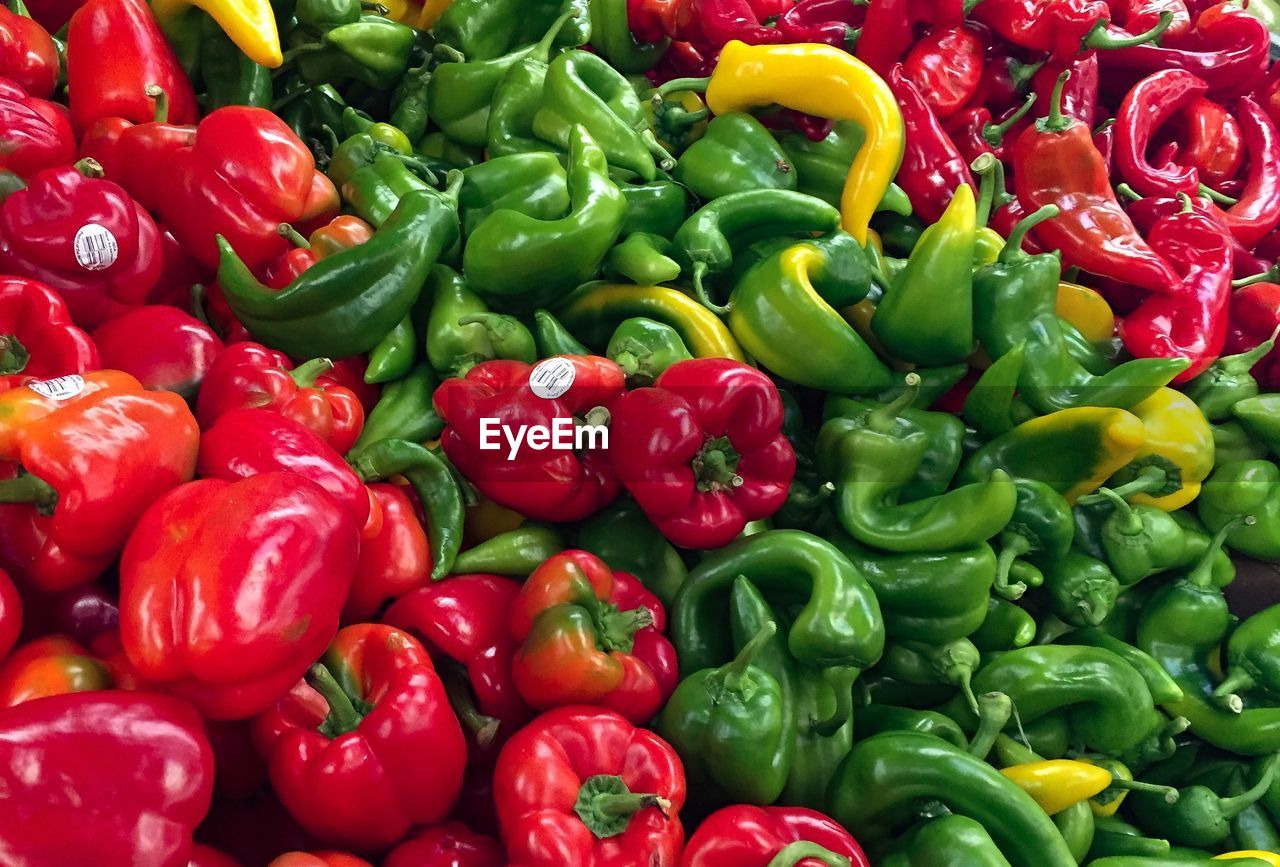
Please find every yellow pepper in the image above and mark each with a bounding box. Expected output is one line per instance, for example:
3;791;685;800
1078;756;1181;817
1056;281;1116;343
1108;387;1215;511
1217;853;1280;866
1001;760;1113;816
382;0;454;28
701;40;904;245
152;0;282;68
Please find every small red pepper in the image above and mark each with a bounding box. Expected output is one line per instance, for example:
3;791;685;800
120;473;359;719
973;0;1174;61
508;550;677;724
344;482;430;622
855;0;964;75
1112;0;1192;39
0;0;59;98
884;64;977;225
682;805;870;867
0;691;214;867
774;0;865;49
196;342;365;455
968;50;1043;114
494;706;686;867
1207;98;1280;249
946;94;1036;166
0;276;98;386
65;0;197;133
688;0;785;48
1033;54;1100;129
903;24;987;121
0;76;74;180
265;216;375;289
383;821;505;867
609;358;794;549
0;633;112;707
1114;69;1209;197
0;568;17;664
92;305;224;403
1013;72;1179;294
1177;96;1243;187
254;624;467;850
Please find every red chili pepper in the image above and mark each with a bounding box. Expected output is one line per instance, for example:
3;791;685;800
1114;69;1208;198
92;305;224;402
1093;119;1117;173
1032;54;1100;129
0;158;163;329
1177;96;1243;186
946;93;1037;164
646;39;714;84
196;343;365;455
1109;0;1192;39
1205;98;1280;249
0;569;17;664
855;0;964;75
0;3;57;99
1258;66;1280;130
343;482;430;622
903;24;987;121
973;0;1174;61
197;408;373;531
383;821;505;867
1126;190;1267;281
65;0;197;133
253;624;467;850
1013;72;1179;294
383;572;531;746
0;76;74;181
968;50;1043;114
688;0;785;48
0;277;97;386
0;633;113;707
682;805;870;867
435;356;625;523
774;0;865;49
0;691;213;867
1227;279;1280;388
120;473;359;719
156;106;340;271
494;706;686;867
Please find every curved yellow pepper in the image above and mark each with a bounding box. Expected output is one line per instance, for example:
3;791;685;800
1217;853;1280;866
702;41;904;245
1112;387;1214;511
1056;281;1116;343
1001;760;1113;816
153;0;282;68
383;0;454;29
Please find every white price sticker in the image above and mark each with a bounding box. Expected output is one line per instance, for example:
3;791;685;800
529;357;576;400
73;224;119;271
29;375;85;400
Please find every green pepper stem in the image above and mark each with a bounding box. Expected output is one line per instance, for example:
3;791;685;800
971;153;998;226
306;663;364;737
639;128;677;173
1093;487;1143;535
1034;615;1075;646
440;662;500;749
1189;514;1254;590
441;168;465;204
984;92;1037;147
360;2;388;11
1082;11;1173;50
573;775;670;839
764;842;851;867
690;264;732;315
968;691;1013;761
1012;58;1047;90
0;472;57;510
962;0;985;12
1040;70;1073;133
189;284;212;327
1081;465;1166;503
0;334;28;375
867;372;920;433
1108;777;1180;803
718;618;778;689
432;44;466;64
809;666;858;737
1199;184;1238;206
145;84;169;124
993;535;1032;600
1000;204;1060;261
387;151;439;186
278;223;312;250
1233;265;1280;288
290;357;334;388
534;10;575;61
73;157;104;179
612;349;640;378
1216;324;1280;373
1212;669;1257;712
1115;183;1141;202
1218;755;1278;819
592;597;653;654
652;76;710;104
692;435;743;493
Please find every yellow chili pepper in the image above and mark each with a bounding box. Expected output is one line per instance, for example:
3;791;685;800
1078;756;1184;817
1056;281;1116;343
1217;852;1280;866
701;40;904;245
383;0;454;28
1108;387;1215;511
152;0;282;67
1001;760;1113;816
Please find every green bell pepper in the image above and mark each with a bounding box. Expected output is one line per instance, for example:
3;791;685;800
485;12;573;158
618;179;689;237
425;264;497;378
605;316;691;385
672;112;797;200
455;313;537;365
1078;487;1188;584
433;0;589;61
1232;393;1280;456
339;152;431;228
970;595;1037;652
1215;419;1271;463
286;15;415;90
1198;460;1280;561
327;115;416;189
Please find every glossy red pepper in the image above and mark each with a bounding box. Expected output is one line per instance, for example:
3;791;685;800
0;277;97;386
509;550;677;724
0;0;59;98
197;343;365;455
0;691;213;867
774;0;865;49
65;0;197;133
0;370;199;592
435;356;625;523
1206;98;1280;248
383;822;505;867
1226;279;1280;388
0;568;17;664
1177;96;1243;187
1013;72;1179;294
0;633;112;707
196;408;373;531
0;75;72;181
156;106;340;270
609;358;794;549
254;624;466;850
903;24;986;121
0;158;163;329
494;706;686;867
316;355;380;415
120;473;359;719
92;305;224;402
1112;0;1192;38
1114;69;1208;197
1032;54;1100;129
344;482;430;622
688;0;785;48
946;95;1036;164
883;65;977;225
974;0;1174;60
855;0;964;75
681;805;870;867
969;50;1043;114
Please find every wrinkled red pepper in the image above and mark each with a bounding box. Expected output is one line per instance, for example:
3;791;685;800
968;50;1043;114
1112;0;1192;39
120;473;359;719
884;65;977;225
682;805;870;867
253;624;466;850
1114;69;1208;197
0;76;73;180
494;706;686;867
689;0;785;48
1177;96;1243;187
946;94;1036;165
1206;98;1280;248
0;0;59;98
609;358;794;550
774;0;865;49
1033;54;1100;129
0;277;97;386
92;305;224;402
856;0;964;75
903;24;986;121
383;822;505;867
344;482;430;622
973;0;1174;61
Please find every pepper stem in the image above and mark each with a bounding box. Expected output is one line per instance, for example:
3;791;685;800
764;842;851;867
984;92;1037;147
1115;183;1141;202
809;666;858;737
1188;514;1254;590
691;264;731;315
718;619;777;689
1039;70;1073;133
1082;11;1173;50
971;153;998;226
1199;183;1238;206
1233;265;1280;288
993;535;1032;600
278;223;312;250
692;435;744;492
1093;487;1143;535
1218;755;1278;819
290;357;334;388
306;664;364;737
534;10;575;61
440;662;500;749
0;334;28;375
573;775;670;839
0;472;57;511
968;691;1013;761
639;128;677;173
1108;777;1180;803
73;157;104;179
652;76;711;105
999;205;1059;261
441;168;465;204
1083;464;1166;502
1219;324;1280;373
1212;669;1257;712
867;372;920;433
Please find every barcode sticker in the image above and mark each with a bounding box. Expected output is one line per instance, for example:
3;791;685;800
29;375;85;400
73;224;118;271
529;357;576;399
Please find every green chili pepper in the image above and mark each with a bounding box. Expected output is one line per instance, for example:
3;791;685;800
776;121;911;217
853;703;969;749
605;316;691;385
349;361;442;454
818;376;1017;553
434;0;590;61
451;524;564;575
1038;550;1121;627
1089;815;1174;858
350;439;464;579
672;112;796;200
199;13;271;109
276;83;347;162
415;132;483;174
485;12;574;158
458;153;569;237
425;265;495;378
970;596;1037;652
586;0;666;72
618;179;689;237
1198;460;1280;561
880;815;1015;867
1058;627;1184;706
1055;801;1096;863
1128;757;1278;849
1060;319;1122;375
1168;510;1237;587
973;205;1187;413
364;314;416;384
464;125;626;312
339;152;431;227
1080;486;1188;584
156;3;204;78
988;479;1073;600
574;497;687;605
878;638;981;713
1184;328;1279;421
1232;394;1280;457
218;180;459;359
387;62;431;144
1214;419;1270;463
427;44;537;149
533;309;591;357
872;184;977;366
1178;760;1280;853
603;233;682;286
455;312;537;364
328;115;417;190
964;342;1037;440
1214;603;1280;707
286;15;416;89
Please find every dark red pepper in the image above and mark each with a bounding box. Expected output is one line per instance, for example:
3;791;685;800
92;305;224;402
968;50;1043;114
1114;69;1208;197
774;0;865;49
885;64;977;225
855;0;964;75
344;482;430;622
903;24;987;121
682;805;869;867
689;0;785;48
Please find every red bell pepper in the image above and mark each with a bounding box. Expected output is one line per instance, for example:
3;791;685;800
197;343;365;455
383;572;531;749
435;356;626;523
1177;96;1243;187
0;0;59;98
65;0;197;133
0;158;163;329
681;805;870;867
92;305;224;403
316;355;380;414
0;370;198;592
1114;69;1208;198
0;691;214;867
855;0;964;75
773;0;865;49
903;24;986;121
0;277;98;386
508;550;677;724
344;482;430;621
609;358;794;550
885;65;978;224
119;473;359;719
383;821;505;867
973;0;1174;61
253;624;467;850
196;408;373;531
1032;54;1100;130
1206;98;1280;249
494;706;686;867
0;76;74;180
156;106;340;270
0;568;18;664
267;854;372;867
0;633;113;707
1012;72;1179;294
